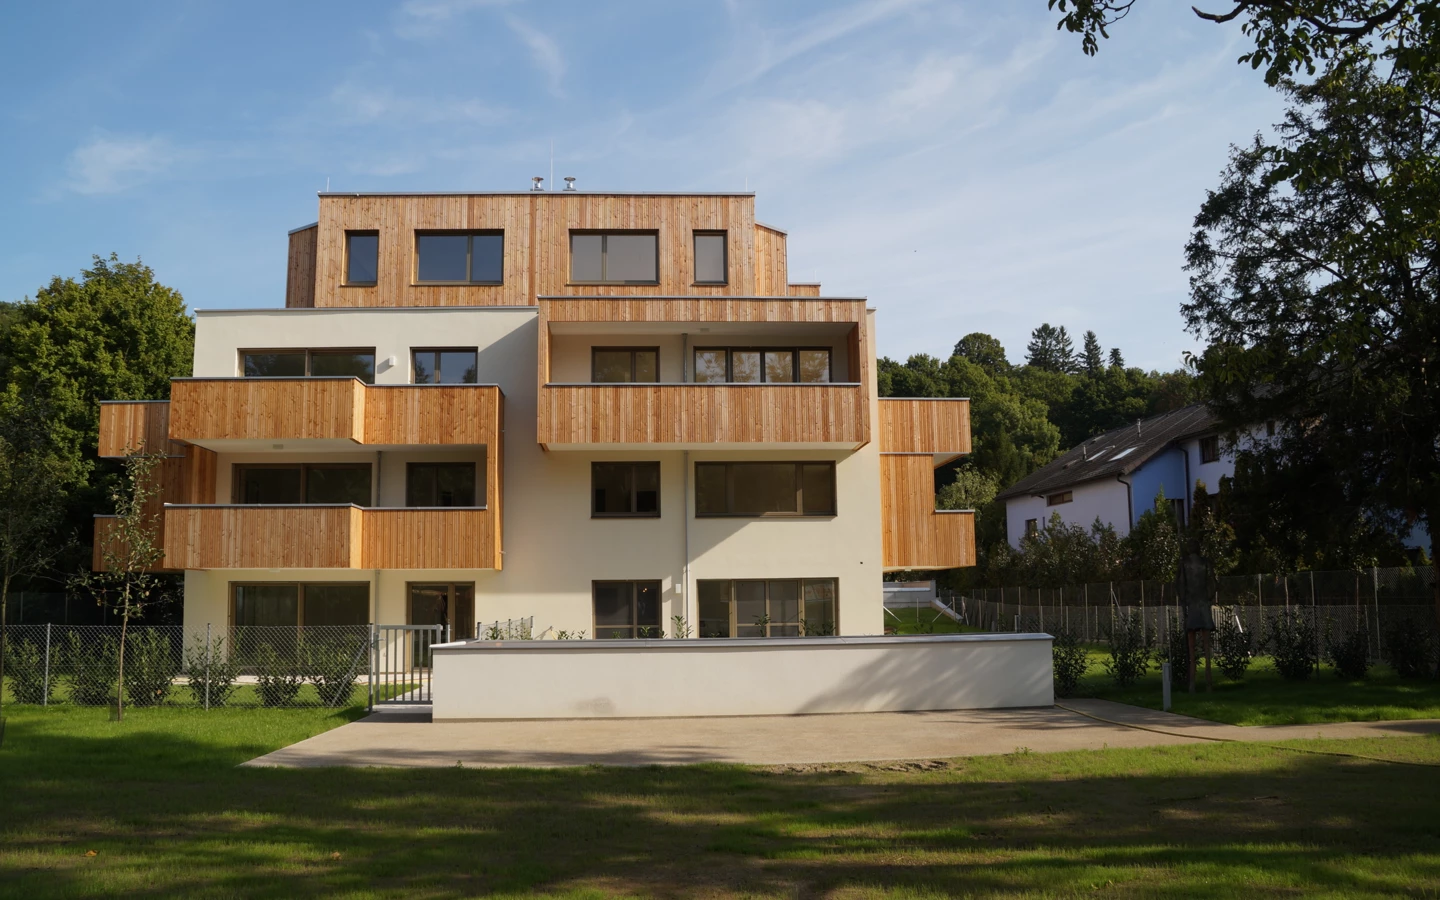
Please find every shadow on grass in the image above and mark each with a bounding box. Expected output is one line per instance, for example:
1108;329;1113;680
2;707;1440;897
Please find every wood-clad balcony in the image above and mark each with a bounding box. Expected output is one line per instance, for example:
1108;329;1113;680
97;401;186;458
880;455;976;571
538;383;869;448
878;398;972;459
163;505;498;570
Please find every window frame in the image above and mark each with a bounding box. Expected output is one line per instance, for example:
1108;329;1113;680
691;347;834;383
696;578;838;638
590;347;660;383
694;461;836;518
591;461;661;518
344;230;379;286
591;580;664;639
1199;435;1221;464
568;230;660;285
1025;518;1039;537
1046;491;1073;507
404;461;481;508
411;347;479;385
239;348;377;383
232;462;373;506
407;581;477;640
693;230;728;285
228;581;371;627
412;230;505;285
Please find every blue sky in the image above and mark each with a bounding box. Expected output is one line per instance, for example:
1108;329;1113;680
0;1;1283;371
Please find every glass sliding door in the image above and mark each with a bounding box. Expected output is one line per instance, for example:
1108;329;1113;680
694;579;838;638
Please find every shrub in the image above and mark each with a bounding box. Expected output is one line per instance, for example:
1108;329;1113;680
1103;613;1150;688
67;632;117;706
1385;617;1436;678
1051;629;1089;697
1265;609;1318;680
7;639;51;705
1155;618;1191;690
1213;607;1254;681
1324;617;1370;680
304;633;365;708
124;629;179;707
254;644;304;707
183;635;239;707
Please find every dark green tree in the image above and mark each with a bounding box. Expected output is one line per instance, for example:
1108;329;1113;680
1108;347;1125;368
1080;330;1104;376
1025;323;1077;373
952;332;1011;375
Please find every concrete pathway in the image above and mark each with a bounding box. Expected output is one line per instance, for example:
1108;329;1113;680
244;700;1440;769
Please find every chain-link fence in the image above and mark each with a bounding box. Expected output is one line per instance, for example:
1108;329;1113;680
0;624;390;709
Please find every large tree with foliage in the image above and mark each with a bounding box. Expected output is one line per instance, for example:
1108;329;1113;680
1025;323;1078;373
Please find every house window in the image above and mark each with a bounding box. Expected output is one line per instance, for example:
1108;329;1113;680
695;462;835;517
231;582;369;627
1046;491;1072;506
1199;435;1221;464
406;463;478;507
242;349;376;384
692;348;832;384
697;578;837;638
591;348;659;383
1025;518;1039;537
415;232;503;284
694;231;727;284
408;583;475;640
412;348;478;384
570;232;658;284
345;232;378;285
593;581;663;639
234;464;371;506
592;462;660;517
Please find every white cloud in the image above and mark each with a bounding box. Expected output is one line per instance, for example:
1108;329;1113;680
395;0;515;38
504;15;565;97
65;134;175;195
329;83;507;125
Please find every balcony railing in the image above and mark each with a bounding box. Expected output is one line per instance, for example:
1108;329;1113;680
538;382;869;447
878;398;971;456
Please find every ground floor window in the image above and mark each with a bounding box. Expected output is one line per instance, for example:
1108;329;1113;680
231;582;369;626
697;579;837;638
593;580;662;638
408;582;476;639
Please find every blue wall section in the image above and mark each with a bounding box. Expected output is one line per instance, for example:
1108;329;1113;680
1125;448;1188;525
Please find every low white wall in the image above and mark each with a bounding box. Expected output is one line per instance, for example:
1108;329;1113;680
431;633;1054;720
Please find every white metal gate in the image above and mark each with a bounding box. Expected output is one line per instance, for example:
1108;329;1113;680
369;624;446;710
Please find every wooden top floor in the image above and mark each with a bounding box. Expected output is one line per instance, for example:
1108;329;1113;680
286;191;823;309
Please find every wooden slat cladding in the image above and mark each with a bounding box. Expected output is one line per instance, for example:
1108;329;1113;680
311;194;784;307
880;455;976;570
539;384;869;446
98;402;180;457
538;297;866;325
170;379;364;442
363;386;502;445
285;225;318;308
754;224;787;295
787;283;821;297
362;509;496;569
879;399;972;454
91;445;218;571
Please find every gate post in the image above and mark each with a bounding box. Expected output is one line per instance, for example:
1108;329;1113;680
204;623;212;711
368;623;377;713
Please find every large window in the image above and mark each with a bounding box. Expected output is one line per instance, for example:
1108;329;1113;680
692;348;832;383
570;232;658;284
408;583;475;640
345;231;378;285
412;348;478;384
592;462;660;517
415;232;503;284
242;349;376;384
234;464;371;506
694;231;727;284
406;463;478;507
593;581;662;639
591;347;658;383
697;579;836;638
232;582;369;626
695;462;835;517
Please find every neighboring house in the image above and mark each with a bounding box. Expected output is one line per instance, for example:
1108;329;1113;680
93;188;974;639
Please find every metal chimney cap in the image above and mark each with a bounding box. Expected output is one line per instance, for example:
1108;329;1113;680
563;176;576;191
531;176;545;191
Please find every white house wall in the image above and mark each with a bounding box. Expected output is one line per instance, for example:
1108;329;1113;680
1005;477;1131;547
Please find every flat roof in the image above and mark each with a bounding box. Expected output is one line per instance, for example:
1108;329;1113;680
317;190;757;198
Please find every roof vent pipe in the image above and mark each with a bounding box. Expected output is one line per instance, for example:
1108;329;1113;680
1137;419;1142;437
563;176;576;191
531;176;545;191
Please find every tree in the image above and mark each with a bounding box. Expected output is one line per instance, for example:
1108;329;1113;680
1025;323;1077;373
1108;347;1125;368
1125;488;1181;582
74;452;172;721
1190;479;1238;575
1081;330;1104;376
952;333;1011;375
1184;66;1440;623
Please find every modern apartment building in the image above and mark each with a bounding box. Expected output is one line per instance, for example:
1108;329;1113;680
95;189;974;640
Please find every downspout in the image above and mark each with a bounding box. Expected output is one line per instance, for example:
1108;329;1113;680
1117;473;1134;534
373;450;383;625
1178;445;1191;527
681;331;691;635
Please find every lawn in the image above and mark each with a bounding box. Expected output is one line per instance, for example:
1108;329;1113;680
883;606;978;635
1078;648;1440;726
3;704;1440;897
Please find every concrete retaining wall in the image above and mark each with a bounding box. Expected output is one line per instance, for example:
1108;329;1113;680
431;633;1054;720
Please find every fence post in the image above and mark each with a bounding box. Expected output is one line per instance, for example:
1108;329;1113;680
204;622;212;712
42;622;51;707
368;623;377;713
1372;566;1381;663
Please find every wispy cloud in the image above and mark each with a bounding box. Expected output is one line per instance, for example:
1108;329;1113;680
65;134;175;194
504;15;565;97
394;0;515;38
329;83;507;125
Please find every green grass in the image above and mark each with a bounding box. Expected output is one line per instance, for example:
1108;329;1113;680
884;606;979;635
4;704;1440;897
1078;648;1440;726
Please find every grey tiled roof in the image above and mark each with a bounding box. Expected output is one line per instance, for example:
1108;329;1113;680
995;404;1220;501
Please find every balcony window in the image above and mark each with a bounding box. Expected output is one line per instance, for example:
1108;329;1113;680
232;582;369;627
345;232;378;285
415;232;503;284
694;231;727;284
413;348;478;384
697;578;837;638
593;580;662;639
234;464;372;506
592;347;658;383
592;462;660;517
570;232;658;284
408;583;475;640
695;461;835;517
406;463;478;507
692;348;832;383
241;349;376;384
